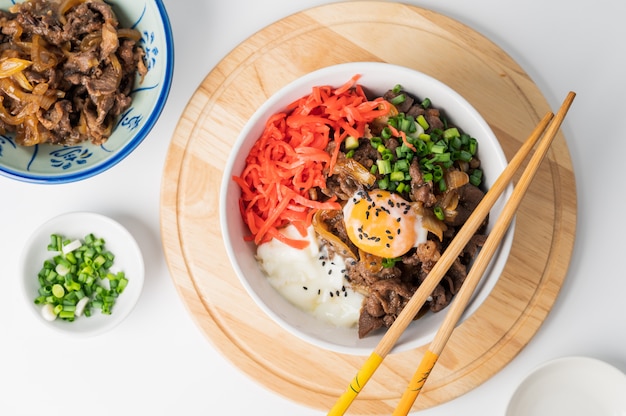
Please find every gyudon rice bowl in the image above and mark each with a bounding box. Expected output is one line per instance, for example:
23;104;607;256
220;62;513;355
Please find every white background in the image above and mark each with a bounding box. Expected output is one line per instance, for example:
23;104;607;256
1;0;625;415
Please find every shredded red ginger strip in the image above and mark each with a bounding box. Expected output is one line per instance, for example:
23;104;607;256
388;124;417;152
233;74;392;248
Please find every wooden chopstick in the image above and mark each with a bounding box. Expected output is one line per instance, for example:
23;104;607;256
328;99;566;416
391;91;576;416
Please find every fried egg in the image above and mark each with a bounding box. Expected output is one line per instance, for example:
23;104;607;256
343;189;428;258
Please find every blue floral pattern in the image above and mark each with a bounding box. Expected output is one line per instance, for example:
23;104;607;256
0;134;16;157
50;146;93;170
141;30;159;71
117;107;144;132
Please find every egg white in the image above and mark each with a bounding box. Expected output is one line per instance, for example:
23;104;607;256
256;224;364;328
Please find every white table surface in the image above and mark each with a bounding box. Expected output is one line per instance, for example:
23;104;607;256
2;1;625;415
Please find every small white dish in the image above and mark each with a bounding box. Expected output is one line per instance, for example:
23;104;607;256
507;356;626;416
20;212;145;337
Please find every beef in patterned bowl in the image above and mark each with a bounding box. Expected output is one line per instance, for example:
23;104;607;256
0;0;173;183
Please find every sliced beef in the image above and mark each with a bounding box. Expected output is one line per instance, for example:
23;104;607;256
358;278;416;337
448;183;486;227
350;137;381;171
0;0;147;146
409;159;437;207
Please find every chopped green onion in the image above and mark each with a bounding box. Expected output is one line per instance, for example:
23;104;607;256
390;171;405;182
443;127;460;140
52;284;64;299
389;94;406;105
416;114;429;130
469;137;478;155
469;169;483;186
430;144;446;154
344;136;359;150
376;159;392;175
394;159;409;172
33;233;129;322
381;127;392;140
382;257;400;268
433;206;445;221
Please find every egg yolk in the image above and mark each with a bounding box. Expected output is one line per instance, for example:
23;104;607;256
343;189;424;259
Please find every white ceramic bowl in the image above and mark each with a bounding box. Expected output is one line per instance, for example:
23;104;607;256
507;357;626;416
20;212;145;337
0;0;174;184
220;62;513;355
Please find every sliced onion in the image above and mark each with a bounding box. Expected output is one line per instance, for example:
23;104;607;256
332;158;376;187
440;189;460;211
421;209;448;241
312;210;357;259
445;170;469;190
0;57;32;78
117;28;142;42
359;249;383;273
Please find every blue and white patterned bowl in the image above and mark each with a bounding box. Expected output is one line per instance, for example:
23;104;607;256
0;0;174;184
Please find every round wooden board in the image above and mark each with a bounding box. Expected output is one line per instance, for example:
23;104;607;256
160;2;577;414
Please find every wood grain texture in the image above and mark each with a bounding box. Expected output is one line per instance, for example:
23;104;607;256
159;2;577;414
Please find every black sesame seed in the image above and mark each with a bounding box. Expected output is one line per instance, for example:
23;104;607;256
336;290;340;296
330;292;334;297
396;217;402;222
328;269;333;275
344;292;348;297
318;289;321;295
342;286;346;291
303;286;308;290
386;243;391;248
